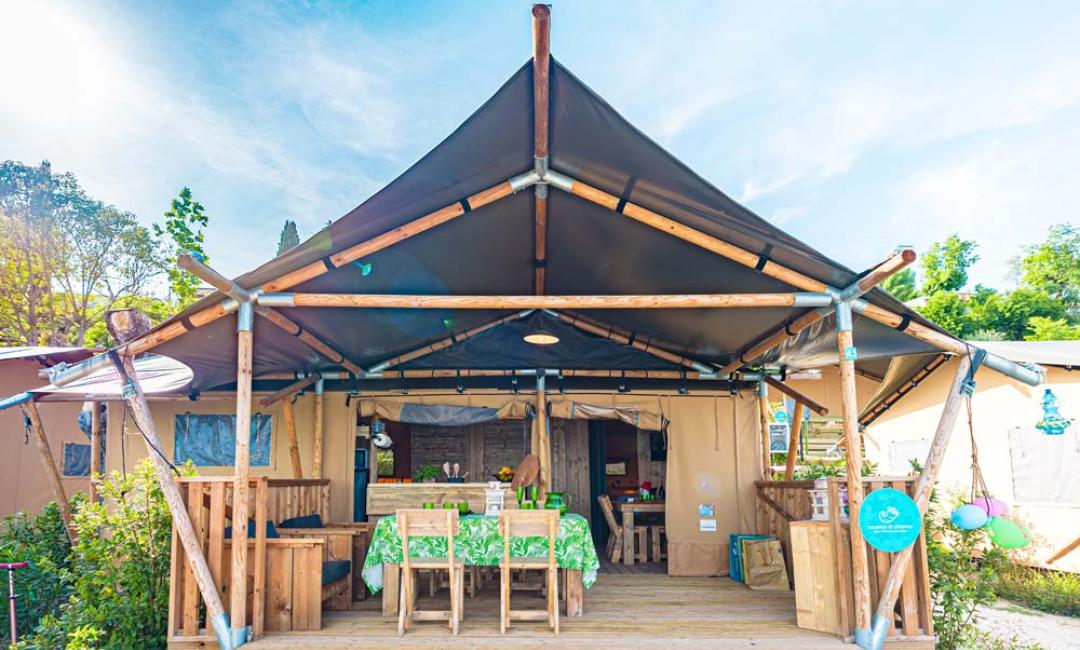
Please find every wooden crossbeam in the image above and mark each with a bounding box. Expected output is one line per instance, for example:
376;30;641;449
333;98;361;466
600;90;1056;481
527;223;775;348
762;375;828;415
276;292;827;310
258;374;320;407
548;310;710;371
371;311;531;372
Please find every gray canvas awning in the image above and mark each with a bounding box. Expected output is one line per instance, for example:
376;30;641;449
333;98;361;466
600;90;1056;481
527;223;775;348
135;57;946;392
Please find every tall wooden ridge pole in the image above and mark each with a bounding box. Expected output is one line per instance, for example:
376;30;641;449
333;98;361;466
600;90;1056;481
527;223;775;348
532;3;551;296
230;302;254;647
783;402;805;480
535;374;552;497
23;402;76;542
866;354;972;649
110;354;233;648
311;379;325;479
757;381;772;480
835;301;872;644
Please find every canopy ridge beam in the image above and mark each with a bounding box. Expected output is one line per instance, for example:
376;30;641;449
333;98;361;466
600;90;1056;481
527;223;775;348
42;174;538;388
257;373;320;408
257;292;834;310
177;254;364;377
367;310;535;374
532;4;551;296
718;248;918;377
542;167;1043;387
545;309;715;374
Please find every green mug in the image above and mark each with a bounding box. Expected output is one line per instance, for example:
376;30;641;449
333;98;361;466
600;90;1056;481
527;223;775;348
457;501;469;515
443;502;456;510
422;502;435;509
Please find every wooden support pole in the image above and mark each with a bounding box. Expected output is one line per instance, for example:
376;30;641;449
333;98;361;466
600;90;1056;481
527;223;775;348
869;354;971;645
257;374;319;408
24;402;76;542
535;379;551;497
275;292;825;310
110;354;232;647
89;401;103;503
762;375;828;415
256;308;363;377
532;3;551;296
311;380;325;479
230;303;254;643
719;309;825;376
835;304;872;641
757;382;772;480
784;402;805;480
282;400;303;480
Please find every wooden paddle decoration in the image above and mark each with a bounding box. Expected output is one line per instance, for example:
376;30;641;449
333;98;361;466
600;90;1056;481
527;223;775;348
511;454;540;489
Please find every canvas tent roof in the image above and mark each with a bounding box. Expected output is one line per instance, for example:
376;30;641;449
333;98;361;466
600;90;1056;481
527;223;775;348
140;58;947;393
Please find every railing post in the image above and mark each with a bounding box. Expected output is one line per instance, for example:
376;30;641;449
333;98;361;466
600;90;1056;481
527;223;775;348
312;379;325;479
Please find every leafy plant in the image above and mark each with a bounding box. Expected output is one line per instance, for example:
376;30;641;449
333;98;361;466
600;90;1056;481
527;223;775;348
415;464;441;481
23;460;181;650
0;500;76;645
994;565;1080;618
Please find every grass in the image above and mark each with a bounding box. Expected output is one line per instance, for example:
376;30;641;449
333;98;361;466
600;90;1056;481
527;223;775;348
994;565;1080;619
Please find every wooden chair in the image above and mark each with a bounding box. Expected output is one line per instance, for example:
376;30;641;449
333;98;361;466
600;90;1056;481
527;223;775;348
498;509;559;635
396;509;464;635
597;495;647;564
650;525;668;562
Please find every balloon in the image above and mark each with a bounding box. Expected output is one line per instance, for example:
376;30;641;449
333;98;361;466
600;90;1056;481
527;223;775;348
950;505;989;530
986;517;1030;549
971;497;1009;517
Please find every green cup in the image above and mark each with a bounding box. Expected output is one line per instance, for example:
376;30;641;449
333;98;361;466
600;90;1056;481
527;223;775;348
423;502;435;509
457;501;469;515
443;502;455;510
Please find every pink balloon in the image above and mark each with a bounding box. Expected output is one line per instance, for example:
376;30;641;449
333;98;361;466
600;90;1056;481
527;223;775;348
970;497;1009;517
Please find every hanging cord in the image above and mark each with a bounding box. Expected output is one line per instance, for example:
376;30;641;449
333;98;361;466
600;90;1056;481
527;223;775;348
967;394;991;502
19;405;30;445
122;399;181;478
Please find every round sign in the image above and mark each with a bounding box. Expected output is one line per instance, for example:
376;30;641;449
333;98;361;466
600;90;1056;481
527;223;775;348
773;409;789;424
859;488;922;552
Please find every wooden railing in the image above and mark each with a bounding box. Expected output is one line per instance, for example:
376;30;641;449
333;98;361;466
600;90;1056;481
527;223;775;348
167;477;332;645
755;477;934;642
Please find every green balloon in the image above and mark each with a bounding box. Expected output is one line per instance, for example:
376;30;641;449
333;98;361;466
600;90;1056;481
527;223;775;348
987;517;1030;549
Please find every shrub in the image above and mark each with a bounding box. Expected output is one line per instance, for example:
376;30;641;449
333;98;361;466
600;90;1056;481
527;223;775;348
995;565;1080;618
23;460;178;650
0;499;76;645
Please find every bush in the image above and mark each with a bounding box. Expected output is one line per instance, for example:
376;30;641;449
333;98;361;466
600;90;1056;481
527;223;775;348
23;460;178;650
0;500;76;645
995;566;1080;618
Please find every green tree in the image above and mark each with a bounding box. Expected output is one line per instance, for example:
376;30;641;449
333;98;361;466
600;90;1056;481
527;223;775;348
276;219;300;256
154;187;209;307
881;268;918;302
921;235;978;295
918;291;973;338
1025;316;1080;341
1017;223;1080;315
970;287;1065;340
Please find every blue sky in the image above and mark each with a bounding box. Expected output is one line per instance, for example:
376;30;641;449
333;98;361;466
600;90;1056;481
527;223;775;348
2;1;1078;287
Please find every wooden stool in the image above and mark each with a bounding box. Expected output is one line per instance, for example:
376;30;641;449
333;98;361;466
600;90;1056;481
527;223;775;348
650;525;667;561
499;510;560;635
599;495;648;563
396;509;464;635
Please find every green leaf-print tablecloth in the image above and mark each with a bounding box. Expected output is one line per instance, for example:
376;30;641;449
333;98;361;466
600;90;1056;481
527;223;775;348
362;513;600;592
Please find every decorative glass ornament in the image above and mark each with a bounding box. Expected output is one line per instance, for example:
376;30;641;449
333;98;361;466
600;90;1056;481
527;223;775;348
971;496;1009;518
950;504;989;530
1036;389;1073;436
986;517;1030;549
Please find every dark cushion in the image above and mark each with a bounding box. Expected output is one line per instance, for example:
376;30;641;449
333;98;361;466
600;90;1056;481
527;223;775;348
321;560;351;586
224;520;279;540
279;513;324;529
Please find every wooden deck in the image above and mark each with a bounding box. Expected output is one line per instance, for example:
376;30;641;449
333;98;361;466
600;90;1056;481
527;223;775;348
239;573;932;650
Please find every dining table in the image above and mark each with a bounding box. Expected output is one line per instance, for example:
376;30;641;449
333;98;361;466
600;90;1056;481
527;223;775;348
615;500;665;565
362;512;600;617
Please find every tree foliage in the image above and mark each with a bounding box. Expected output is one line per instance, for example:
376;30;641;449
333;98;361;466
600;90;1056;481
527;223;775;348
0;161;163;345
881;268;918;302
1017;223;1080;315
154;187;210;308
276;219;300;256
921;235;979;295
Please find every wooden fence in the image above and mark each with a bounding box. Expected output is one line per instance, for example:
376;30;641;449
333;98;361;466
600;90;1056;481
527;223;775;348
167;477;334;646
755;477;934;642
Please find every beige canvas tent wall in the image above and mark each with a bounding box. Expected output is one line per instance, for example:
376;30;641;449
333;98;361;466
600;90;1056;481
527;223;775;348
0;352;92;517
104;387;763;576
864;348;1080;573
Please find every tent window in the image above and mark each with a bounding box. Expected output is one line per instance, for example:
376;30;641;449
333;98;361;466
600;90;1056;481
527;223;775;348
377;450;395;477
63;442;91;477
174;414;273;467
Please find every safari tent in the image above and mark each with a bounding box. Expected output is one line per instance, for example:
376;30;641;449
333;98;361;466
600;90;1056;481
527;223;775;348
3;6;1046;650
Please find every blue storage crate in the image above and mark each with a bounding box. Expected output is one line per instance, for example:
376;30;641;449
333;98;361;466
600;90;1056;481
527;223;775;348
729;534;771;582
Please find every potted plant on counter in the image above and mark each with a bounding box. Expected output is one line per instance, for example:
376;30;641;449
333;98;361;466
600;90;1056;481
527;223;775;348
416;464;441;483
